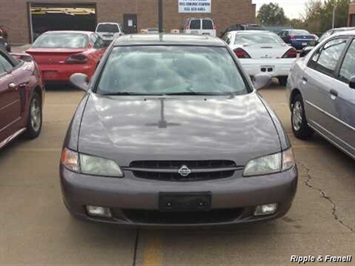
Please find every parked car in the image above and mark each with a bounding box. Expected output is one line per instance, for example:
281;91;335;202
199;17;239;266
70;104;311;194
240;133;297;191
287;30;355;159
0;48;44;149
0;36;11;52
278;29;316;50
184;18;216;37
26;31;106;84
317;27;355;44
223;30;297;86
95;22;124;45
60;34;298;226
220;24;266;37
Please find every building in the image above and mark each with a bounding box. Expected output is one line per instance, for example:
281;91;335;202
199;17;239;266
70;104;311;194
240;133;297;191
349;0;355;26
0;0;256;44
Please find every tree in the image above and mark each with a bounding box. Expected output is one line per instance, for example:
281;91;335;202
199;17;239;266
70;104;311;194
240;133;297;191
257;3;287;26
302;0;350;34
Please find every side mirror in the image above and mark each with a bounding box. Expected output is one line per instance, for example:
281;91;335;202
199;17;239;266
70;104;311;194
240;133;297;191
300;46;313;57
70;73;89;91
349;76;355;89
252;73;272;90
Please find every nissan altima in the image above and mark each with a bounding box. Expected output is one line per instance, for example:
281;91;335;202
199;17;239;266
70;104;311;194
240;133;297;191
60;34;298;226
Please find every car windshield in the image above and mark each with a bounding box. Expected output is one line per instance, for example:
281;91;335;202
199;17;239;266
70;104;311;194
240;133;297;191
96;24;119;33
32;33;88;48
96;46;249;95
290;30;310;35
235;33;283;45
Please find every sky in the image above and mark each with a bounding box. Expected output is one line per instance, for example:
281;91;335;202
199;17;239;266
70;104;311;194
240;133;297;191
252;0;309;19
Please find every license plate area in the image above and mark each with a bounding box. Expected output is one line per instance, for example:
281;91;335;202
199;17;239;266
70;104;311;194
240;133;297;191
159;192;211;212
302;42;307;46
43;71;58;80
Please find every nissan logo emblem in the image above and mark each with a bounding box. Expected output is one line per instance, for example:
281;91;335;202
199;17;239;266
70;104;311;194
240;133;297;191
178;165;191;177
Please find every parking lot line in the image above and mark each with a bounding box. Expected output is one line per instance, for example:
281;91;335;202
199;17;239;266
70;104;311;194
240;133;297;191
144;233;162;266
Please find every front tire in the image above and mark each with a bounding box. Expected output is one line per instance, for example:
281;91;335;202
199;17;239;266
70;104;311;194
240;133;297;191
24;92;42;139
291;94;313;139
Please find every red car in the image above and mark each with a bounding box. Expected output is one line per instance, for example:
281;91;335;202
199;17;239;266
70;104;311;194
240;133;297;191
26;31;106;84
0;48;44;149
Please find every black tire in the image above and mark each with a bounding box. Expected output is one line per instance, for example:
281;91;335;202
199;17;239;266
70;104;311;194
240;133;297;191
291;94;313;139
278;76;288;86
24;92;42;139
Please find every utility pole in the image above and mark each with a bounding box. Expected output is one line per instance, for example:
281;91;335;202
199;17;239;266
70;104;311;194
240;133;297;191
332;4;337;28
158;0;163;33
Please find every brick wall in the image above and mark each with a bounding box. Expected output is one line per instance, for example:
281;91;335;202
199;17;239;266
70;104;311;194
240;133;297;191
0;0;256;44
349;3;355;26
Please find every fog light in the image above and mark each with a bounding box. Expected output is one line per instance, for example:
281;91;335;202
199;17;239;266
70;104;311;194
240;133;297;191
86;206;112;218
254;203;278;216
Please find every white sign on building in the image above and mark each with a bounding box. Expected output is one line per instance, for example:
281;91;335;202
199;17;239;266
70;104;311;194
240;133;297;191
178;0;212;13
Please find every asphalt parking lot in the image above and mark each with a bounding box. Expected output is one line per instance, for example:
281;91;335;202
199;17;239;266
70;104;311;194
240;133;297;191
0;81;354;265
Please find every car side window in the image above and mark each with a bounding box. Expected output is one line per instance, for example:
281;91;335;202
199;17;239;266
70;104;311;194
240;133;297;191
0;53;13;75
339;39;355;83
223;33;231;45
90;34;97;47
309;38;348;76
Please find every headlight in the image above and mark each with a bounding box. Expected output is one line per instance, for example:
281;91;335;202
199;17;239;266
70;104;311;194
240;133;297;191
61;148;123;177
243;148;295;177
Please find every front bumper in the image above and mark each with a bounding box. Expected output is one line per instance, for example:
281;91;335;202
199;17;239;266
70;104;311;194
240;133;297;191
60;166;298;226
38;64;95;82
240;59;296;77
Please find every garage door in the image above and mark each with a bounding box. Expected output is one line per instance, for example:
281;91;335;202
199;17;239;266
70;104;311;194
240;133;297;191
29;3;97;42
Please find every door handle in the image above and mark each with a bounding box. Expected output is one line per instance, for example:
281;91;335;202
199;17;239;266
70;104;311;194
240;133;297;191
8;82;17;90
330;89;338;97
302;77;308;82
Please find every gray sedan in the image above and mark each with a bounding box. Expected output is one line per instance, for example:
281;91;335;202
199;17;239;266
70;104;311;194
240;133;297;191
287;30;355;159
60;34;297;226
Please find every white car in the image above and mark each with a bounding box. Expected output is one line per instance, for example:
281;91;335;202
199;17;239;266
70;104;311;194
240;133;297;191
223;30;297;86
184;18;216;37
95;22;124;45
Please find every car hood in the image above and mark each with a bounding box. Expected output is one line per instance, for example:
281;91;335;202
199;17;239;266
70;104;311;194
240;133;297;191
78;93;281;166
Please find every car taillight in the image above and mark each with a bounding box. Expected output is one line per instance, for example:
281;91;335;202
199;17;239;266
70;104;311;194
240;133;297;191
233;48;251;58
282;48;297;58
290;35;296;40
65;54;88;64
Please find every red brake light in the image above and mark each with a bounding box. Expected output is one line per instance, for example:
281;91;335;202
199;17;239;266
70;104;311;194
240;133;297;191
65;54;88;64
233;48;251;58
290;35;296;40
282;48;297;58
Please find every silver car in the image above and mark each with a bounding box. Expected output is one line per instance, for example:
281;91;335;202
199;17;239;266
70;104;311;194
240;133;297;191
287;30;355;159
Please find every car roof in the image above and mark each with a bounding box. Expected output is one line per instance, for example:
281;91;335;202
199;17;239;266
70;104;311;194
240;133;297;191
113;34;225;46
331;29;355;37
97;22;120;25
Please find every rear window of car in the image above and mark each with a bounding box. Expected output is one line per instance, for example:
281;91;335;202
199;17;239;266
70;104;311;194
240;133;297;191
235;33;283;45
96;46;250;95
189;19;201;30
202;19;213;30
290;30;310;35
32;33;88;48
96;24;120;33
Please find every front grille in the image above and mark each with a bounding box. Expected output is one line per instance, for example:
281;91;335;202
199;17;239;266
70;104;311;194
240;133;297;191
133;170;235;181
130;160;236;169
127;160;241;181
122;208;243;224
